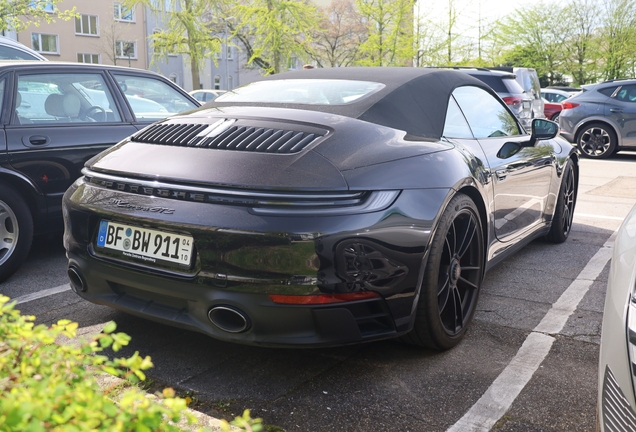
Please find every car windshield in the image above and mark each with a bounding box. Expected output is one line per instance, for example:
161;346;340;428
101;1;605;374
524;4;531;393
215;79;385;105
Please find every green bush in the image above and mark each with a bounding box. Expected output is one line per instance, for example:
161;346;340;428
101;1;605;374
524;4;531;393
0;295;194;431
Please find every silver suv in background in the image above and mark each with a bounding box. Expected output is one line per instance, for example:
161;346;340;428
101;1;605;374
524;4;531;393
559;78;636;158
513;67;545;121
447;67;534;130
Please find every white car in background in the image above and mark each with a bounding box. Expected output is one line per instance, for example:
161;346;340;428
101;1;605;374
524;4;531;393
0;36;47;61
599;204;636;430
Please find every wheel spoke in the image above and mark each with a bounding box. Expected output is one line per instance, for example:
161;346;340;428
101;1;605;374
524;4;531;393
438;281;451;314
457;217;476;259
453;286;464;330
438;266;450;296
458;276;478;290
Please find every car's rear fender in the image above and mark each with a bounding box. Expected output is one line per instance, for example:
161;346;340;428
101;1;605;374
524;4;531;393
573;117;622;147
0;167;47;230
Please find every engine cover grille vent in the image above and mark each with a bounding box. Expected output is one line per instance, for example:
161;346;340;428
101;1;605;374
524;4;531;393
131;119;326;154
602;365;636;432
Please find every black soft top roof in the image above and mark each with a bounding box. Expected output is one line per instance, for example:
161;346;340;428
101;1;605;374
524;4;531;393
208;67;495;139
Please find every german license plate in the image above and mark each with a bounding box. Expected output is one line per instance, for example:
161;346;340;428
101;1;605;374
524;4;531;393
96;220;193;267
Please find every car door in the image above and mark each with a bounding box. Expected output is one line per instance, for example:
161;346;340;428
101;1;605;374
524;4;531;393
0;76;7;164
5;67;138;214
454;86;554;241
605;84;636;147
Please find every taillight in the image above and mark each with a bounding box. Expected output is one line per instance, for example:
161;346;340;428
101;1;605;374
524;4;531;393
562;101;580;110
269;291;380;305
502;96;523;107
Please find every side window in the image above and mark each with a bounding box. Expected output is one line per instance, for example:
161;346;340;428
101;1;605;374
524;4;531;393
598;86;618;97
113;73;198;121
443;96;473;139
453;86;521;138
15;73;122;125
614;85;636;102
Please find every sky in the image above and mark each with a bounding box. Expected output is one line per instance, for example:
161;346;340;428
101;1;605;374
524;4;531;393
420;0;540;36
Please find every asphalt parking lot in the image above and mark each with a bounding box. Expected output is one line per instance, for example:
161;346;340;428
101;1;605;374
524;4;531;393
3;151;636;431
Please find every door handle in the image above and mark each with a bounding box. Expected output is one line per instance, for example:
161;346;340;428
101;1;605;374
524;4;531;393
495;169;507;181
28;135;49;145
610;108;623;113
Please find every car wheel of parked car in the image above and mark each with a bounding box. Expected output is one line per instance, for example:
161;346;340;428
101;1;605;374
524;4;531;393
404;193;484;350
0;184;33;282
546;159;577;244
576;122;617;159
551;113;560;123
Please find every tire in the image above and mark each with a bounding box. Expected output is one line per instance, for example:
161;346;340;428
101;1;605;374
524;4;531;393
545;159;577;243
0;184;33;282
403;193;484;350
551;113;560;123
576;122;617;159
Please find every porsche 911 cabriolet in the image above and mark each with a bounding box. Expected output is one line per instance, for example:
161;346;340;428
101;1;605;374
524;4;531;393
62;68;578;350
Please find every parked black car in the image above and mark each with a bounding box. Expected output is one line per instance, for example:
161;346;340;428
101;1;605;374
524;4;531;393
0;61;199;281
63;68;578;350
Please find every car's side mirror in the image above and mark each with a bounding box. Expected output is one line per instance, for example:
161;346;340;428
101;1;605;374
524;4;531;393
531;118;558;143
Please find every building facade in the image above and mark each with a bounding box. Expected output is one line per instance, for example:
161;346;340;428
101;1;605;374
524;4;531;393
15;0;148;69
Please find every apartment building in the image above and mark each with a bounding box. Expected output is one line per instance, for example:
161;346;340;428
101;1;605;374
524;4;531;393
15;0;147;68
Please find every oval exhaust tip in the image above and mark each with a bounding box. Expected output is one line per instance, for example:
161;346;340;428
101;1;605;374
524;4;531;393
208;306;250;333
67;266;86;293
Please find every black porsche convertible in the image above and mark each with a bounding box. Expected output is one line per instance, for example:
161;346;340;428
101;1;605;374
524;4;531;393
62;68;578;350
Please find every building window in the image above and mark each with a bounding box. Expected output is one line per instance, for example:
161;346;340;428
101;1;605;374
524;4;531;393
214;75;221;90
150;0;172;12
227;45;233;60
31;33;58;54
115;41;137;59
75;14;98;36
169;73;177;84
77;53;99;63
114;2;134;22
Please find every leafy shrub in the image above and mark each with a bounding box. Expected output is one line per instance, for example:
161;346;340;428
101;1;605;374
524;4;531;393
0;295;193;431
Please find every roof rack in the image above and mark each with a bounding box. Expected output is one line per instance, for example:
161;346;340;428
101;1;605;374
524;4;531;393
602;78;636;83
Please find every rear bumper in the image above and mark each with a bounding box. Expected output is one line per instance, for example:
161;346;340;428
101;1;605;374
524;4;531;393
67;250;400;347
63;178;448;346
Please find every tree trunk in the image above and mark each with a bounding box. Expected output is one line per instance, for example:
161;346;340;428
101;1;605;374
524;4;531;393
191;56;201;90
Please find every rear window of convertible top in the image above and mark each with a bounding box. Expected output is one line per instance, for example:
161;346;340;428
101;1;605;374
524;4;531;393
215;79;385;105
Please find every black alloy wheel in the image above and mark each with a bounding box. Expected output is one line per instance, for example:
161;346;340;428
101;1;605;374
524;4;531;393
403;193;484;350
546;159;577;243
0;184;33;282
577;122;617;159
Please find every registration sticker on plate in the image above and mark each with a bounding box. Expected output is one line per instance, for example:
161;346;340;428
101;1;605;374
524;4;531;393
96;220;193;267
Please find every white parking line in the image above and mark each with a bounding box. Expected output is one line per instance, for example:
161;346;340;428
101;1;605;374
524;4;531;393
447;230;617;432
13;284;71;305
575;213;625;221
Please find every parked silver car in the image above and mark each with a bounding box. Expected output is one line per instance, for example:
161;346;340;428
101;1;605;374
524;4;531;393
512;67;545;122
0;36;47;61
598;204;636;431
560;78;636;158
446;68;534;130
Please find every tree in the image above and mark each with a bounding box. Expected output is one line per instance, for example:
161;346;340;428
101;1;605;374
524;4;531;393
561;0;602;85
356;0;414;66
310;0;366;68
599;0;636;79
231;0;321;74
0;0;75;33
127;0;222;91
95;21;138;66
491;2;571;85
